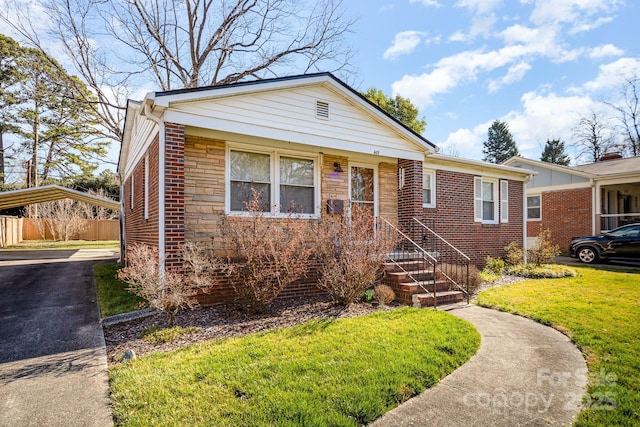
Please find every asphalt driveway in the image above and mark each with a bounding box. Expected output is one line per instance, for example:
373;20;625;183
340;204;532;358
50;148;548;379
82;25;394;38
0;249;117;426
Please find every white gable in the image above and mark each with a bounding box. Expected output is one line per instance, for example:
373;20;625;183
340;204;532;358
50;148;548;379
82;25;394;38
161;82;432;160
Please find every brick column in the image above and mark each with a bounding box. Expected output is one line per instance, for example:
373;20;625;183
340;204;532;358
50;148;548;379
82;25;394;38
398;159;423;241
164;122;185;269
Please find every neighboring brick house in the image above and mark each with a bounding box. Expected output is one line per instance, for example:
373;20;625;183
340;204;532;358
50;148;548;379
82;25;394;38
504;155;640;251
119;73;533;304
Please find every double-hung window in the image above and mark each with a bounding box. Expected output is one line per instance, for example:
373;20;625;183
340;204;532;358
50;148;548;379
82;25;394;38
228;148;317;215
527;195;541;220
474;177;498;224
279;156;315;213
423;170;436;208
474;177;508;224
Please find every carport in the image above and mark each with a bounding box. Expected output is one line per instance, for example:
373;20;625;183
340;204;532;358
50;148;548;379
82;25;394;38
0;185;120;211
0;185;121;247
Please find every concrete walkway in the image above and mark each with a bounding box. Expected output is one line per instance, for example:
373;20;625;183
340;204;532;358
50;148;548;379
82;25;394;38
0;249;115;427
372;305;587;427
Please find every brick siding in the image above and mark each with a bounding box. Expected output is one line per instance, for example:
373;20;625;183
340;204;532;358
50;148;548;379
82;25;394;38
164;122;186;268
398;159;423;239
122;137;160;252
528;187;592;251
422;170;524;267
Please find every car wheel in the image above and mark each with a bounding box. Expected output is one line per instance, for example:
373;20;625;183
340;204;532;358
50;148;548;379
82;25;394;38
577;247;599;264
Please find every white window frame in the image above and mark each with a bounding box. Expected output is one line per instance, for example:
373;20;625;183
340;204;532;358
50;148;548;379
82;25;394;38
225;144;320;218
474;176;499;224
144;154;149;220
130;175;134;211
423;169;436;208
500;180;509;223
527;194;542;221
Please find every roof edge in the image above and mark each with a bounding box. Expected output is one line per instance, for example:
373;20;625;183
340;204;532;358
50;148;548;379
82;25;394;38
503;156;593;178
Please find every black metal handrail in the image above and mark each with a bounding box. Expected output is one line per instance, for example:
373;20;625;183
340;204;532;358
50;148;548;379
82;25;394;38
413;218;471;303
378;217;439;308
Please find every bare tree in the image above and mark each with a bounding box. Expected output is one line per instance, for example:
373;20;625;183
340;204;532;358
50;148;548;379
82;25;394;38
571;111;617;163
608;75;640;157
1;0;355;144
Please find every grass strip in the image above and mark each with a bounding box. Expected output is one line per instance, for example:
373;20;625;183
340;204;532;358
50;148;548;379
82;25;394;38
110;308;480;426
95;262;146;317
6;239;120;249
477;265;640;426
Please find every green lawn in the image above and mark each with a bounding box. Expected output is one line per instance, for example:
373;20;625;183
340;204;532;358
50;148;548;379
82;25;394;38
7;239;120;249
109;308;480;426
477;265;640;427
95;263;146;317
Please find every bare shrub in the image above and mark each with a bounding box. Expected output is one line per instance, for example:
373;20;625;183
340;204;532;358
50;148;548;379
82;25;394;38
117;242;220;326
437;263;482;293
34;198;89;240
314;206;397;306
373;284;395;306
527;229;560;267
221;191;313;313
504;241;524;266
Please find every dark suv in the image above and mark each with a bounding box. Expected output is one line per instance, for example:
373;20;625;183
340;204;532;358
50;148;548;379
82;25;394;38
569;223;640;264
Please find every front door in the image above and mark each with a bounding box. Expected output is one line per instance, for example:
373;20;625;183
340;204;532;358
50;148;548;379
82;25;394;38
349;164;377;221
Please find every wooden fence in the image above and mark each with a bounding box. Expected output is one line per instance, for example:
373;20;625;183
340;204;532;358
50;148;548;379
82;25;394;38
0;216;23;248
22;219;119;241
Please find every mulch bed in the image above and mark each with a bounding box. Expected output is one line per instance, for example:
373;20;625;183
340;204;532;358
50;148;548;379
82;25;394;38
103;296;398;365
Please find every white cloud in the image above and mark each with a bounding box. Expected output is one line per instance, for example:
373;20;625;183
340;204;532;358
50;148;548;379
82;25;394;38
438;124;490;160
392;34;565;107
569;16;615;34
455;0;502;15
526;0;621;26
577;57;640;93
438;89;604;161
450;13;497;42
383;30;427;60
588;44;624;59
409;0;443;7
488;62;531;93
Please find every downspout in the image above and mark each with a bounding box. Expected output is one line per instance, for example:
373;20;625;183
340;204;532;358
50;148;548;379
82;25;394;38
144;102;166;273
522;174;532;264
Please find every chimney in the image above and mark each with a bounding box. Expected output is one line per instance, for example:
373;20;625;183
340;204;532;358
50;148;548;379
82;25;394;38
598;152;623;162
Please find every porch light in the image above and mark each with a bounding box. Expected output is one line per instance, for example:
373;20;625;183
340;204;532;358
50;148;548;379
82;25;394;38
333;162;344;173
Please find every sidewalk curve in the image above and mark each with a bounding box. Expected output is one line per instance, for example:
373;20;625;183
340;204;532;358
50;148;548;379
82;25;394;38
372;305;587;427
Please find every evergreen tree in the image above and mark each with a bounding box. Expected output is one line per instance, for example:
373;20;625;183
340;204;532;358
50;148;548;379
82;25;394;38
7;38;109;186
540;139;570;165
0;34;26;184
362;88;427;134
482;120;520;164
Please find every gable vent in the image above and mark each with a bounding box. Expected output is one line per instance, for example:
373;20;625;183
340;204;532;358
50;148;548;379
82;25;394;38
316;100;330;119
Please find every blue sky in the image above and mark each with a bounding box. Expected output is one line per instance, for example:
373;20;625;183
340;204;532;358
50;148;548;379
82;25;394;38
344;0;640;163
1;0;639;172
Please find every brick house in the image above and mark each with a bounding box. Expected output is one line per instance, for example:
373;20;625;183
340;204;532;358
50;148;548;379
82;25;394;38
504;155;640;251
119;73;533;305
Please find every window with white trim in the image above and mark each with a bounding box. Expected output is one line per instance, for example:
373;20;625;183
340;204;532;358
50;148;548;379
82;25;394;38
130;175;134;211
474;177;498;224
527;195;541;220
228;148;317;215
500;180;509;223
423;170;436;208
